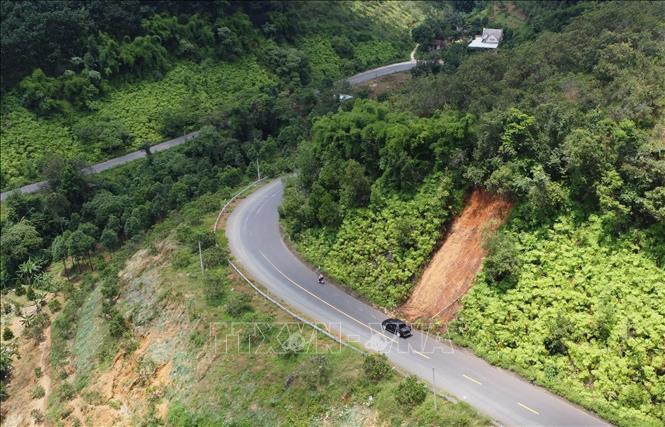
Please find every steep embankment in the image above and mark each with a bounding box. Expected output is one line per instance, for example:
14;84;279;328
401;189;511;323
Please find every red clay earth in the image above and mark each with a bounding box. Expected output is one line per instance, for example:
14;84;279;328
400;189;512;324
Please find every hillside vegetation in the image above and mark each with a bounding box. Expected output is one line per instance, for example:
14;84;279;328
0;1;422;190
281;2;664;426
451;214;664;426
1;175;489;426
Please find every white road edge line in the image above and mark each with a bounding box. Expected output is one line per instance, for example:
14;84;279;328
518;402;540;415
462;374;482;385
413;350;431;359
258;249;400;344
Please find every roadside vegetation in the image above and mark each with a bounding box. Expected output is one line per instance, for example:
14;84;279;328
1;170;489;426
281;2;664;426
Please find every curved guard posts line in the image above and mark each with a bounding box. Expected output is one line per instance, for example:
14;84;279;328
213;178;268;232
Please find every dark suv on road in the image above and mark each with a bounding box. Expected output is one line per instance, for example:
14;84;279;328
381;318;412;338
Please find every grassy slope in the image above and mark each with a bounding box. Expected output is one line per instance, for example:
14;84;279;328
0;58;277;188
450;215;665;427
41;179;488;426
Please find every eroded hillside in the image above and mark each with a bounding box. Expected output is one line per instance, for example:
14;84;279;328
401;189;512;324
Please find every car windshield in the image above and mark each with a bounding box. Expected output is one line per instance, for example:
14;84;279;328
399;324;408;329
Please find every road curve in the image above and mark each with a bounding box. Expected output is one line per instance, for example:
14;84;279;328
0;131;200;202
226;178;610;427
347;61;417;85
346;44;418;85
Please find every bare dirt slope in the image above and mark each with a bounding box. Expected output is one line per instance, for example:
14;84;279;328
400;189;511;324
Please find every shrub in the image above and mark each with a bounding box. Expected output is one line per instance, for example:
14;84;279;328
225;293;253;317
202;245;228;268
171;249;192;269
544;312;574;356
482;230;521;290
35;367;43;378
48;299;62;313
32;384;45;399
396;375;427;408
22;312;50;342
299;355;331;389
203;272;227;306
57;382;76;401
2;328;13;341
74;119;132;154
30;409;45;423
281;332;306;357
108;311;128;338
363;353;392;382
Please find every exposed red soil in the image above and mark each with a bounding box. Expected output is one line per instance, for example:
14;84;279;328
400;189;512;324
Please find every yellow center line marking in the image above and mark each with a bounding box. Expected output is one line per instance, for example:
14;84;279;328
413;350;431;359
258;250;399;344
518;402;540;415
462;374;482;385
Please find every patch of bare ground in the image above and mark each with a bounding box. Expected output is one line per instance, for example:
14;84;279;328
357;72;411;99
400;189;512;325
2;297;57;427
61;240;187;425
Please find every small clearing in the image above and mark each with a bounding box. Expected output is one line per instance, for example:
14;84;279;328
400;189;511;324
357;71;411;99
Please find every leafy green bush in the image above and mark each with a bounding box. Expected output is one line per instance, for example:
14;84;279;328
202;246;228;269
48;299;62;314
363;353;392;382
203;272;227;306
396;375;427;408
171;248;192;269
481;229;521;290
225;293;253;318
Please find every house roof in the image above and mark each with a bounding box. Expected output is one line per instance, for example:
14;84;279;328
482;28;503;42
468;28;503;49
469;38;499;48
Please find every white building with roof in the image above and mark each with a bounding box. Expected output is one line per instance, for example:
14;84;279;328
468;28;504;49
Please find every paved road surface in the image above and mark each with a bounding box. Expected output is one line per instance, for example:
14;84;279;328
347;44;418;85
226;179;610;427
0;131;199;202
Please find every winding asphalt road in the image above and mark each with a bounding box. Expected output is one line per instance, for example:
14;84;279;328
226;179;610;427
347;44;418;85
0;131;199;202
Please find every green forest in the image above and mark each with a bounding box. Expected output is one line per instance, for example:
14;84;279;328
0;1;420;189
1;1;664;426
280;1;664;426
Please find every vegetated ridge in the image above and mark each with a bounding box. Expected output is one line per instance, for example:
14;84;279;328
401;189;512;324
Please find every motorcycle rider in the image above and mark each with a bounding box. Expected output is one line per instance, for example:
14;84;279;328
318;274;324;284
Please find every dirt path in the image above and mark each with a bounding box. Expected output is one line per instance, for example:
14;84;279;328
400;189;511;324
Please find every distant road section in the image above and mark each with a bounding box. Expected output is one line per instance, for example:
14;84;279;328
347;44;418;85
2;45;420;201
0;131;199;202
